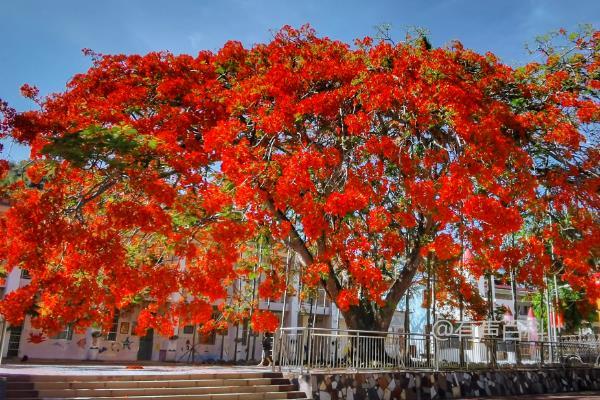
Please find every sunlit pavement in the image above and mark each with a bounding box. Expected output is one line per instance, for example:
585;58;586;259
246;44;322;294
0;362;270;376
2;363;599;399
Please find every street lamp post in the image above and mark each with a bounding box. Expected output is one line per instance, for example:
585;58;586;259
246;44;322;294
0;317;6;365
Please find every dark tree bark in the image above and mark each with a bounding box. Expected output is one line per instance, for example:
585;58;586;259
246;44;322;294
266;196;430;333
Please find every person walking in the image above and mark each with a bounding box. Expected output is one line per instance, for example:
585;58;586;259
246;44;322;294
258;332;273;366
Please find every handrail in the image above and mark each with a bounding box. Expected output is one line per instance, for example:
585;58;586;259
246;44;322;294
274;327;600;372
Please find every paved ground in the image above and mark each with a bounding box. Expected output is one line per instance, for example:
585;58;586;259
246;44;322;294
0;361;271;376
2;363;600;399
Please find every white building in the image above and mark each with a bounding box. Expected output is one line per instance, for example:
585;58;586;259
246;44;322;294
0;256;542;364
2;198;587;363
0;264;348;362
0;199;411;362
0;265;541;363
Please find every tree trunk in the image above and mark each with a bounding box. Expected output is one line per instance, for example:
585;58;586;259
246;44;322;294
334;249;422;333
294;239;422;368
265;195;427;335
340;302;391;332
336;301;399;368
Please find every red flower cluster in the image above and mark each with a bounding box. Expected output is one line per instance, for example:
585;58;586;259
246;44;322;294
250;310;279;333
336;289;359;312
0;25;597;333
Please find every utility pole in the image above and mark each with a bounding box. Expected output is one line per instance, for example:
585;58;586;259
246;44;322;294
425;255;431;334
0;317;6;365
487;273;494;319
404;288;411;365
511;234;518;321
553;274;562;362
544;276;554;362
404;289;410;334
233;278;242;363
279;250;292;330
510;264;521;364
431;264;436;325
425;255;431;363
510;269;518;321
246;241;262;362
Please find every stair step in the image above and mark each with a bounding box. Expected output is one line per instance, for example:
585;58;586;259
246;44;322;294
2;371;306;400
5;372;281;382
24;377;286;390
8;393;307;400
7;394;307;400
6;382;35;390
5;390;38;398
36;393;307;400
26;384;294;397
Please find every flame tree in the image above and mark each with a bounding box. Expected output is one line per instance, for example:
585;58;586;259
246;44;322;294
0;26;598;334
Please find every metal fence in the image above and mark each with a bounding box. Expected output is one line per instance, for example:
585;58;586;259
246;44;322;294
273;327;600;371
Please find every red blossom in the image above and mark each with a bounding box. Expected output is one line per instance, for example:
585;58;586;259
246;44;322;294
250;310;279;333
0;25;597;333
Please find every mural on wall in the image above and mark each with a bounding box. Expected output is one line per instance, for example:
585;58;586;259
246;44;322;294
27;332;46;344
122;337;133;350
76;338;86;349
91;337;136;355
110;341;123;352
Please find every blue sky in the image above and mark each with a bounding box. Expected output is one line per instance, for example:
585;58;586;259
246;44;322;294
1;0;598;161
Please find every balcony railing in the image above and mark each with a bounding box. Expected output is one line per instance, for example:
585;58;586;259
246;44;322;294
273;327;600;372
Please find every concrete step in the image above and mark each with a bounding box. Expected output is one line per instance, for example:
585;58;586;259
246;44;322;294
5;390;38;399
19;377;289;390
11;393;307;400
6;382;36;390
79;394;303;400
18;384;296;398
3;371;306;400
5;372;281;382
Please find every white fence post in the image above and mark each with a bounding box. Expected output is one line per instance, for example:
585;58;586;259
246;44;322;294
274;327;600;372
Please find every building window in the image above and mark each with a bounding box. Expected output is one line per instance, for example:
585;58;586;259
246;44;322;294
51;325;73;340
240;319;249;345
180;324;215;344
495;292;512;300
198;330;216;345
20;269;31;279
119;322;130;334
106;311;120;341
316;288;330;307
